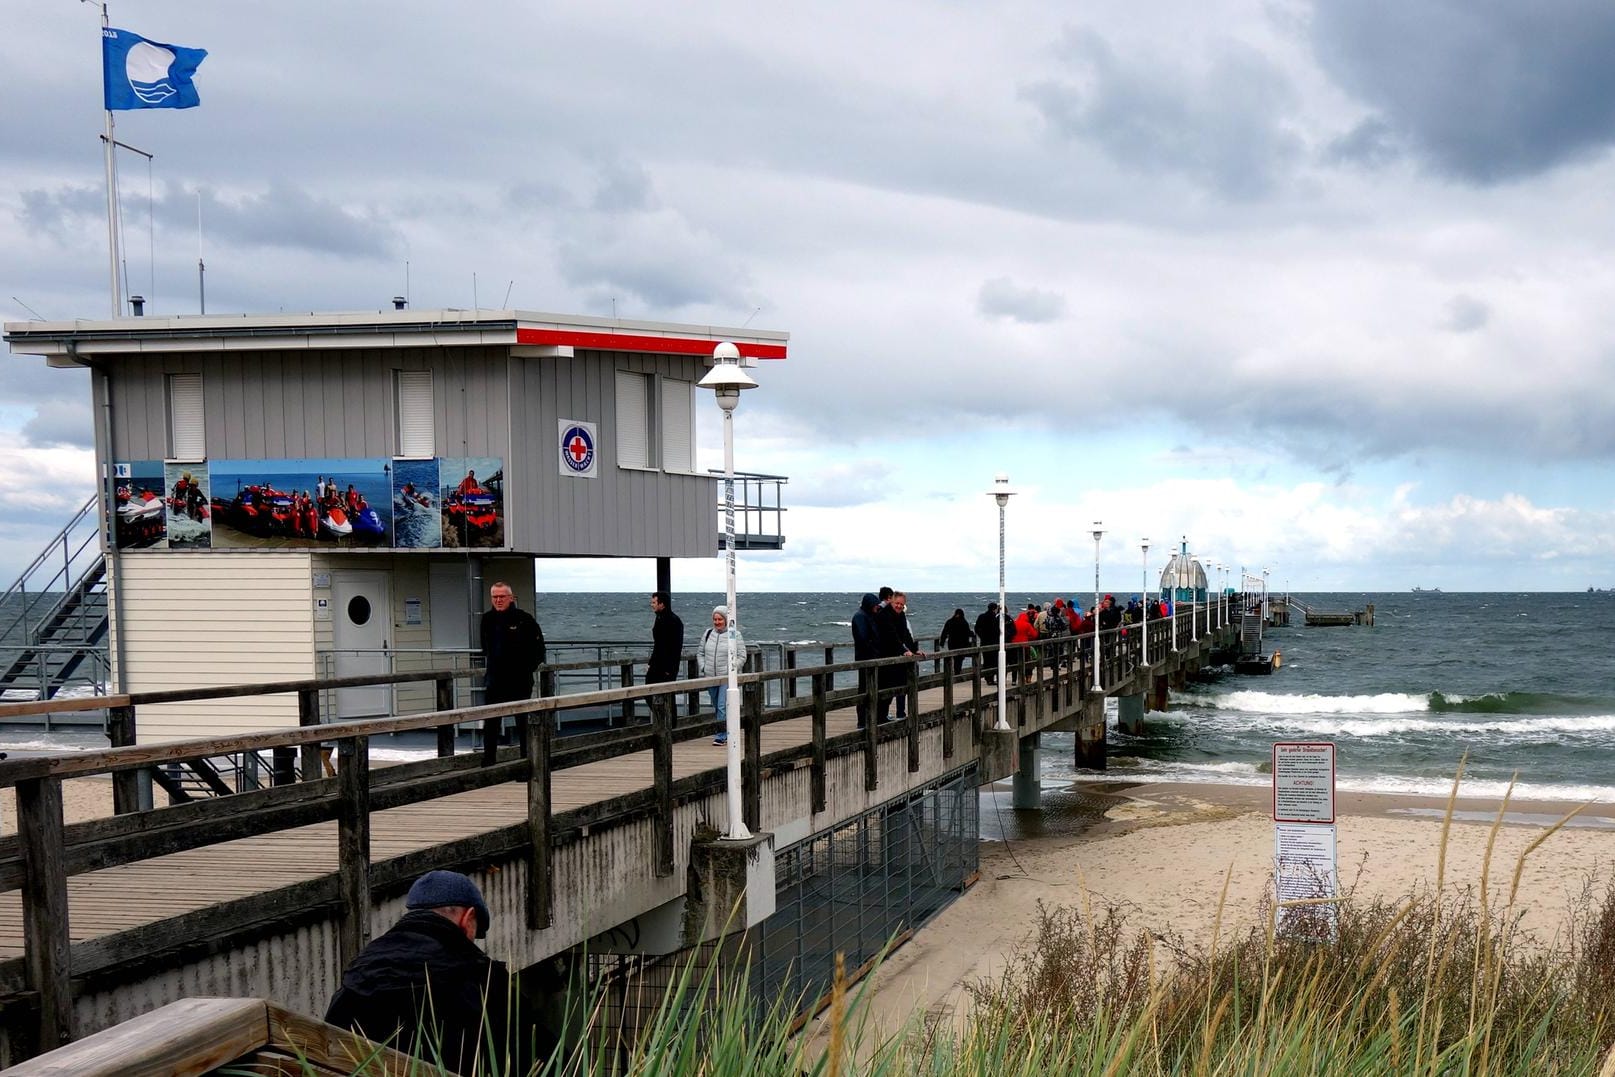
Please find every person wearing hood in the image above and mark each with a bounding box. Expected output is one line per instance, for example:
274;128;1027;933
937;608;975;674
974;602;1001;683
699;606;746;745
851;593;880;726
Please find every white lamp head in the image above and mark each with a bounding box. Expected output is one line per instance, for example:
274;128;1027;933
699;341;758;412
1091;521;1104;543
988;472;1015;507
1142;536;1150;553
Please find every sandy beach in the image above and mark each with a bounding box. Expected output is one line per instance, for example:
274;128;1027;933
849;779;1615;1038
0;775;114;835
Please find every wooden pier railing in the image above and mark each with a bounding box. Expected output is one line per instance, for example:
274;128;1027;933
0;602;1237;1055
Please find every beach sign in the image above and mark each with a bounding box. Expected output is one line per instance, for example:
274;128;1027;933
1272;741;1335;823
1272;741;1339;940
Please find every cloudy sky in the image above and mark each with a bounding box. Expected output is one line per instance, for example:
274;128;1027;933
3;0;1613;594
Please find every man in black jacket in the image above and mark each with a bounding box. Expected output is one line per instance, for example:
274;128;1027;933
974;602;1001;685
875;590;923;723
325;870;545;1073
480;582;546;705
646;591;684;724
851;593;880;727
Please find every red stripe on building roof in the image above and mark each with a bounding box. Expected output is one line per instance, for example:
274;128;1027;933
516;327;786;359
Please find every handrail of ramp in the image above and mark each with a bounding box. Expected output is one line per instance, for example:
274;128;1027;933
0;601;1241;1056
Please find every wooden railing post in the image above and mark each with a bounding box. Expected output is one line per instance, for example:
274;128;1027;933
810;672;827;813
336;737;371;968
863;667;880;792
525;715;553;930
784;648;798;700
619;662;635;726
18;777;71;1052
970;657;983;745
434;675;456;758
107;703;140;814
742;682;763;833
652;692;674;878
297;688;322;782
905;662;920;773
685;657;700;717
942;665;955;760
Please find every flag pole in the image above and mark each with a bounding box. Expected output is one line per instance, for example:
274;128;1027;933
97;1;121;316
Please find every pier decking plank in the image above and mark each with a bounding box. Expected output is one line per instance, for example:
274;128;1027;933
0;684;965;958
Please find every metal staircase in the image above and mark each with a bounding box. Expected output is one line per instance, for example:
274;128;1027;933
0;495;110;701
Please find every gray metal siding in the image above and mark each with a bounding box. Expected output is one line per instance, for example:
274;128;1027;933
105;347;512;463
509;349;718;558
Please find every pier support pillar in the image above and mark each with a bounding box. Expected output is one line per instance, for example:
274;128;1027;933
1012;733;1041;809
682;830;775;945
1148;672;1170;713
1074;699;1106;771
978;727;1017;784
1118;692;1145;736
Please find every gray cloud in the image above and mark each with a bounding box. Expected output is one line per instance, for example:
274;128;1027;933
1445;295;1489;333
1022;28;1301;199
1324;117;1401;169
977;277;1065;324
1312;0;1615;182
1;360;90;450
16;180;403;261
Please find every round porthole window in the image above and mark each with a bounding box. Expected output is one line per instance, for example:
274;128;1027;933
348;596;372;625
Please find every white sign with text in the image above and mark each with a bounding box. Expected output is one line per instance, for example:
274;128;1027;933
1274;822;1340;940
1272;741;1336;824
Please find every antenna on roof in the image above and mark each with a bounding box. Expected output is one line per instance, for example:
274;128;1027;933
472;273;479;312
10;297;47;321
501;280;513;308
196;190;206;315
740;306;761;329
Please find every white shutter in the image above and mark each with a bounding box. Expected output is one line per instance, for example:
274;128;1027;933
167;373;205;460
395;370;434;458
660;379;695;473
616;371;651;469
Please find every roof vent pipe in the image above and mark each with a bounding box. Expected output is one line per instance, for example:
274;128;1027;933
392;296;407;310
129;296;145;316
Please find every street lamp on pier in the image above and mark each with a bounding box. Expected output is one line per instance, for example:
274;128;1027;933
697;341;757;841
1140;538;1150;666
1190;548;1199;643
988;475;1015;731
1091;522;1104;691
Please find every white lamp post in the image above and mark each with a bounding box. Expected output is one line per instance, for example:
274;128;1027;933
1091;522;1104;691
697;341;757;841
988;475;1015;731
1190;549;1199;643
1140;538;1150;666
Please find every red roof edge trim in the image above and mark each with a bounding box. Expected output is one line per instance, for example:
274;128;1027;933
516;327;786;359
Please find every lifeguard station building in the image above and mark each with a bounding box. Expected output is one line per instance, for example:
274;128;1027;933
2;308;788;740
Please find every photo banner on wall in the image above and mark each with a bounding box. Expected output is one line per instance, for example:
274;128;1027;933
210;457;394;550
163;461;212;549
440;457;505;548
112;460;167;549
391;458;441;548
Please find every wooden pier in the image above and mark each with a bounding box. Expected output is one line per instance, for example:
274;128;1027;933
0;609;1237;1062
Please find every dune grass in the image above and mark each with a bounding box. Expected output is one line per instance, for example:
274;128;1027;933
259;773;1615;1074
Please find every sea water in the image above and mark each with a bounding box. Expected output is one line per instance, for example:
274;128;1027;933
6;590;1612;801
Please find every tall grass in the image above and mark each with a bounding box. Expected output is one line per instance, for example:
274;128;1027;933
255;785;1615;1074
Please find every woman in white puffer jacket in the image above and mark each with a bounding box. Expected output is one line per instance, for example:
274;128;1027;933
698;606;746;745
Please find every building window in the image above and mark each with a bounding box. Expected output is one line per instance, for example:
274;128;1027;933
394;369;434;458
616;370;652;469
660;378;695;473
166;372;204;460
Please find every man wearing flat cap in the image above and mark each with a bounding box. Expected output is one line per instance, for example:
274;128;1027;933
325;870;542;1073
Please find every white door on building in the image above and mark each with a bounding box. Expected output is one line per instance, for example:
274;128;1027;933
331;570;391;718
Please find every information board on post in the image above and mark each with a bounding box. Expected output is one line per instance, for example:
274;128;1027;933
1272;741;1336;824
1272;741;1339;940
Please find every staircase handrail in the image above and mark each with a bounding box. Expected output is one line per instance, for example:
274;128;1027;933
0;494;105;646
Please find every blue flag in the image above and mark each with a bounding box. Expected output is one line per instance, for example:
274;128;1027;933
102;27;207;111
